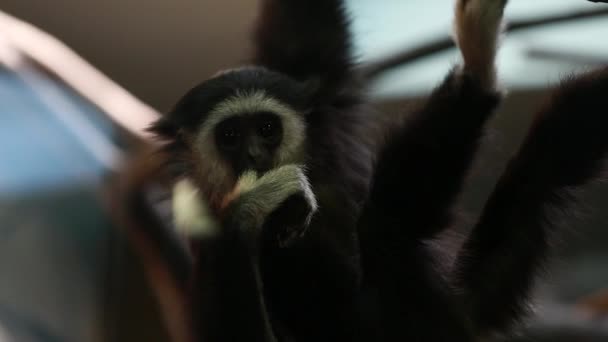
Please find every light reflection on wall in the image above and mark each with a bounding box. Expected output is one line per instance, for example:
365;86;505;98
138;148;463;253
348;0;608;97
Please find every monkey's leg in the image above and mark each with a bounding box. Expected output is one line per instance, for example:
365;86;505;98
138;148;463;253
192;228;278;342
361;0;507;241
225;165;318;246
453;67;608;337
356;223;477;341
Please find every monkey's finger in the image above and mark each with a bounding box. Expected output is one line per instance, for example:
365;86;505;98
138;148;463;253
454;0;509;89
265;192;316;248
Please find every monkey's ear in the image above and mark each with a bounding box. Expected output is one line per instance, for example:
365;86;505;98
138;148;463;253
148;115;179;140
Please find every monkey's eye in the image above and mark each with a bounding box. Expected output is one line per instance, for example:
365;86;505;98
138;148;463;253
215;121;241;150
257;114;282;145
260;121;276;138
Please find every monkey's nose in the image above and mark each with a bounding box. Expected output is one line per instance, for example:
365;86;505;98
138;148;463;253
247;154;271;174
245;142;271;172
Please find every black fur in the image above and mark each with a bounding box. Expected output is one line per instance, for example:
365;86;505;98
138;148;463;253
253;0;354;94
192;223;276;342
357;67;608;340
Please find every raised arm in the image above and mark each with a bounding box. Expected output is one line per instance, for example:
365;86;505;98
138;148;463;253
356;1;506;339
360;0;506;241
252;0;354;93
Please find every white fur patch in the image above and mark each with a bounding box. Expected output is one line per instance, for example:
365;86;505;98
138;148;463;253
172;178;220;238
196;90;307;166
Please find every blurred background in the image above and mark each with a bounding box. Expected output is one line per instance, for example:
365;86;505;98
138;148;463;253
0;1;607;341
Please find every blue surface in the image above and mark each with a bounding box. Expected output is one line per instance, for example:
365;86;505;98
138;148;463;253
0;66;119;342
0;69;114;195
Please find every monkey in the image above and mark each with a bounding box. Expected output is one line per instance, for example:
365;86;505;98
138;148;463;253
114;0;608;341
141;0;508;340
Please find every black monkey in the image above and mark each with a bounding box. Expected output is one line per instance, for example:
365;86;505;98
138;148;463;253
150;0;506;340
147;0;504;340
117;0;608;341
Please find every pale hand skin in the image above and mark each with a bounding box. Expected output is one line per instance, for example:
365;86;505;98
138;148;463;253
454;0;508;90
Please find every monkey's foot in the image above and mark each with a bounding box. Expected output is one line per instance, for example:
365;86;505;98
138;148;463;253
265;191;317;247
227;165;317;245
454;0;508;89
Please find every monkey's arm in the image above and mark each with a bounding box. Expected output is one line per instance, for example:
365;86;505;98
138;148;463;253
175;165;317;242
356;2;505;338
453;67;608;337
176;165;317;341
361;0;506;240
252;0;353;93
190;222;278;342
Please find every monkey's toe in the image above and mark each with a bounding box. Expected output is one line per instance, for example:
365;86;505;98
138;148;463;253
265;192;316;247
454;0;507;89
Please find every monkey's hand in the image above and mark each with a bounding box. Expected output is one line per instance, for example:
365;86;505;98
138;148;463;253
224;165;318;247
454;0;508;90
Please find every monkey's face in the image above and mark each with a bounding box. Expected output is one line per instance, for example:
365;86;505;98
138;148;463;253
188;87;308;208
151;66;313;209
214;111;283;175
